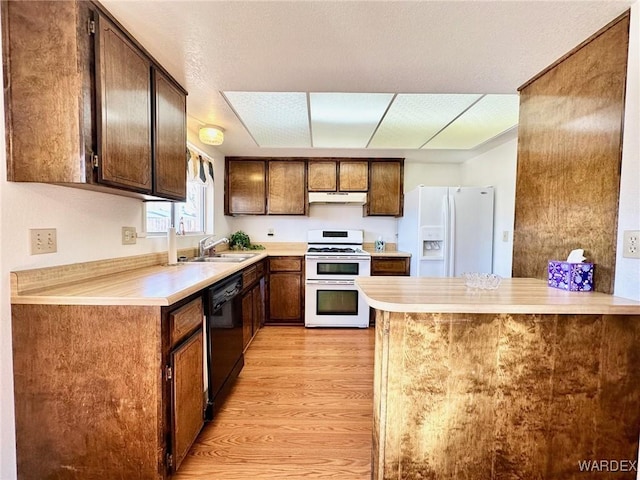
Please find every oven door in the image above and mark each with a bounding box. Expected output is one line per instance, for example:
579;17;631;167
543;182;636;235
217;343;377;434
305;255;371;281
304;280;369;328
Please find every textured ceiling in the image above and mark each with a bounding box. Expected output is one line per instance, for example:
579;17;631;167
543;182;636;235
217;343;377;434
101;0;632;163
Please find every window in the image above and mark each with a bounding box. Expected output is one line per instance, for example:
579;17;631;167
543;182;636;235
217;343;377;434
145;181;207;235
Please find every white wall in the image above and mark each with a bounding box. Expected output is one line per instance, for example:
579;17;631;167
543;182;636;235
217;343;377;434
615;2;640;302
403;160;462;191
230;204;398;245
461;138;518;277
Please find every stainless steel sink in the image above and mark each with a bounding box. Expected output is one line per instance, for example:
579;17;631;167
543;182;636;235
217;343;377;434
186;253;261;263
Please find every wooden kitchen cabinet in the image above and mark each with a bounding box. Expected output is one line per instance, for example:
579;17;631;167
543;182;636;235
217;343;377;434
11;293;206;478
371;256;411;276
225;158;267;215
153;68;188;200
169;327;204;471
307;159;369;192
95;11;153;192
268;160;307;214
308;160;337;191
241;260;266;349
267;256;304;325
339;160;369;191
2;0;187;200
366;160;404;216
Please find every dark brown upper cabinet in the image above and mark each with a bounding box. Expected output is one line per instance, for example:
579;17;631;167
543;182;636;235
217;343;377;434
153;68;188;200
268;160;307;215
95;12;153;193
2;1;187;201
339;160;369;191
365;160;404;217
225;158;267;215
308;160;337;191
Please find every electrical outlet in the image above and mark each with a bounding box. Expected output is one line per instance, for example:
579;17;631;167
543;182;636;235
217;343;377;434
30;228;57;255
122;226;137;245
502;231;510;242
268;228;275;237
622;230;640;259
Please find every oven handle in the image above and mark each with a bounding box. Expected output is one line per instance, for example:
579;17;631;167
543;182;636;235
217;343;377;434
305;255;371;261
306;279;354;285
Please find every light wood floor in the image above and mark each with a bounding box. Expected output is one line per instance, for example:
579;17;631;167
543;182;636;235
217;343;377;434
173;326;376;480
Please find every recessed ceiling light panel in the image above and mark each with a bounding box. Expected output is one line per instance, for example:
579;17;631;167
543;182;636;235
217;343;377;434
223;91;310;147
423;94;519;150
369;93;482;149
310;93;393;148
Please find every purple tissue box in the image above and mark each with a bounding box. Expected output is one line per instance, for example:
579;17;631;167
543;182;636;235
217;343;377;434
547;261;594;291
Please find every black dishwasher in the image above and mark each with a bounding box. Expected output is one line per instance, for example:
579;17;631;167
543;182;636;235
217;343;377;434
205;273;244;419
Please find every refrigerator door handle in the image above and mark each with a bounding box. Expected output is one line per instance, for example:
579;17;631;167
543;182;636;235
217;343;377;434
442;194;450;276
448;193;456;276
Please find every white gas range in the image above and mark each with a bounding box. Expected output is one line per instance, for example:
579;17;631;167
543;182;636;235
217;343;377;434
304;229;371;328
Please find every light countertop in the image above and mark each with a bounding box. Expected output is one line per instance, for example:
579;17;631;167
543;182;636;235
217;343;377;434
11;253;269;306
9;243;408;307
355;276;640;315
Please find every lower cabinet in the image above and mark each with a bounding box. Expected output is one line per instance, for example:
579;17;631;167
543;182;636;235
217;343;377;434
167;296;205;472
267;256;304;325
241;260;266;349
11;294;206;479
369;256;410;326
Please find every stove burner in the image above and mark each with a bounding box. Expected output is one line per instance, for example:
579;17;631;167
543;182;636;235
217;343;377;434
307;247;357;253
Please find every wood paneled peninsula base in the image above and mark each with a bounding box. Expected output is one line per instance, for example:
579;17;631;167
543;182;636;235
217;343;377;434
355;277;640;480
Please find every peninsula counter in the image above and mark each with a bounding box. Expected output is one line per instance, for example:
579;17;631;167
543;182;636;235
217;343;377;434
355;277;640;480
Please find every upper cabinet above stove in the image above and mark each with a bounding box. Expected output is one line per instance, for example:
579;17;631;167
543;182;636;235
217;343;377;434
2;0;188;201
308;159;368;192
225;157;404;217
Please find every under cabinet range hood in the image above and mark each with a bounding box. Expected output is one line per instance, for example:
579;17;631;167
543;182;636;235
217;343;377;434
308;192;367;205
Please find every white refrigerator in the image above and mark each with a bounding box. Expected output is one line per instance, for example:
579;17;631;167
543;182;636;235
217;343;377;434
398;186;495;277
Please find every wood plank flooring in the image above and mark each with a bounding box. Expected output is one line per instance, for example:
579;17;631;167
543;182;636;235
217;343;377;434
173;326;375;479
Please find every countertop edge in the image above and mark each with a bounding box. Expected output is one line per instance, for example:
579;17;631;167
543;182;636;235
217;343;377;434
356;278;640;315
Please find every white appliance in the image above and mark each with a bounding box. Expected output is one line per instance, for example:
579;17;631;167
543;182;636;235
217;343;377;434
305;229;371;328
398;186;495;277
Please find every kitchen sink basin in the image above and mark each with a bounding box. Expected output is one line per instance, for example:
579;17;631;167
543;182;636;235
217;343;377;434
186;253;261;263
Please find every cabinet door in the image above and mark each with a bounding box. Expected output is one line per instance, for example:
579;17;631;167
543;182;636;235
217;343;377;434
153;68;187;201
268;161;306;215
268;273;303;324
339;161;369;191
308;160;337;191
2;1;89;183
242;290;253;350
171;330;204;472
367;161;404;216
226;159;266;215
95;13;152;193
252;279;265;334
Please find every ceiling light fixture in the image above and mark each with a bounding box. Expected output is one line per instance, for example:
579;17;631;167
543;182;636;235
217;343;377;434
199;124;225;146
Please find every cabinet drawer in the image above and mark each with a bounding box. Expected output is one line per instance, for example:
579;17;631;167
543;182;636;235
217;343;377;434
169;297;203;347
242;265;257;289
269;257;302;272
371;257;410;276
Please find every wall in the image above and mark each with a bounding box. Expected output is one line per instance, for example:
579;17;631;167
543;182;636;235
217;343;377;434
461;137;518;277
403;160;462;191
615;2;640;302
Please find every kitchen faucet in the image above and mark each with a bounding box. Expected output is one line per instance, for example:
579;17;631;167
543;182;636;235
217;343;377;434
199;236;229;257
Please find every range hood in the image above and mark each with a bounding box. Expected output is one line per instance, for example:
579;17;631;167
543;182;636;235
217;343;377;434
308;192;367;205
